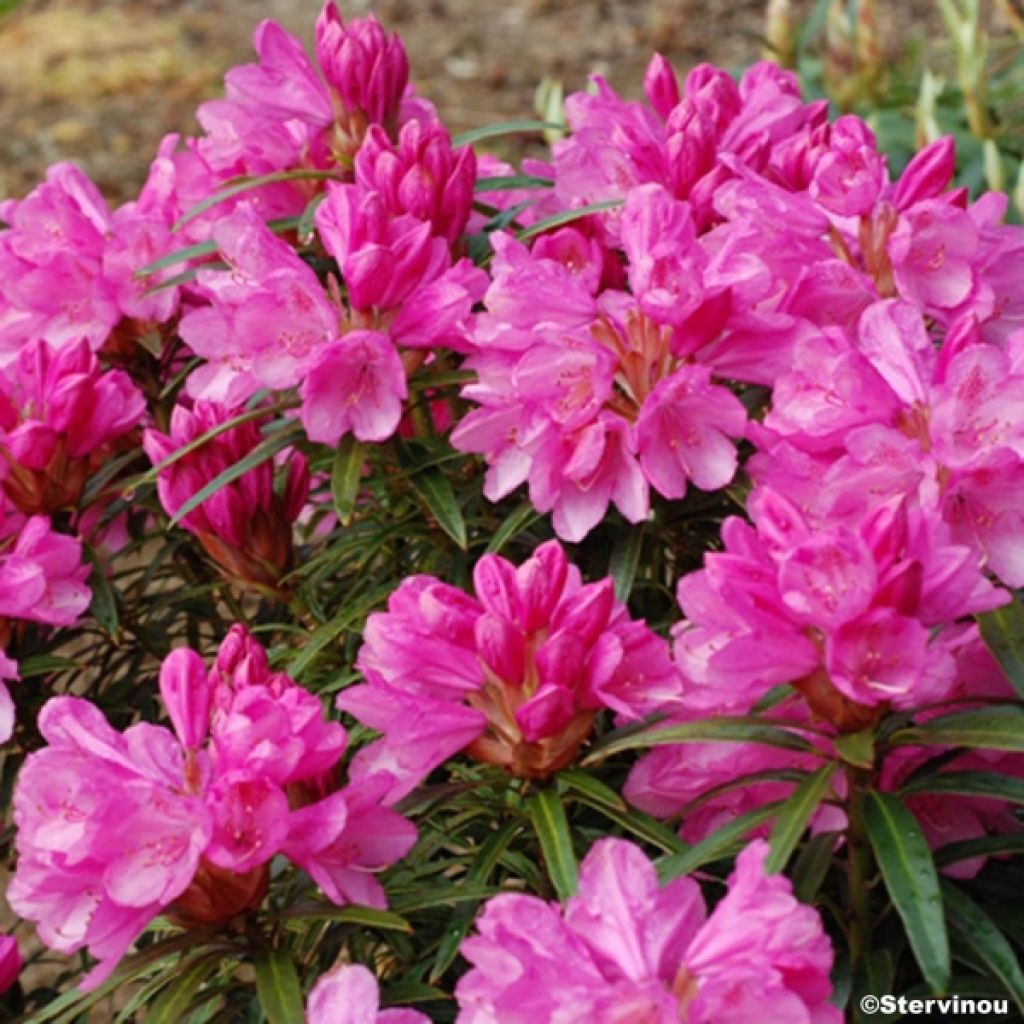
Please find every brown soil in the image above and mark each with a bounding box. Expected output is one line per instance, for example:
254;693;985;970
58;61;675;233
0;0;965;204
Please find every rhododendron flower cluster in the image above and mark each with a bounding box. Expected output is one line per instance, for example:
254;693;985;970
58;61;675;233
456;838;840;1023
9;626;415;988
0;338;144;515
3;0;1024;1017
341;540;679;790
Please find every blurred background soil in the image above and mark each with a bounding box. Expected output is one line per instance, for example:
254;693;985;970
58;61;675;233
0;0;960;203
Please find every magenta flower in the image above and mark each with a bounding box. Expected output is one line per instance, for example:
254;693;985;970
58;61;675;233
0;650;17;745
10;627;415;989
179;205;339;405
0;511;91;630
339;541;679;796
456;838;840;1023
754;299;1024;586
355;119;477;246
0;936;22;997
452;187;746;542
668;484;1005;728
0;337;144;516
308;963;429;1024
143;400;310;591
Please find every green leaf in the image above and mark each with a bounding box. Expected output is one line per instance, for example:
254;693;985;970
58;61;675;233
275;901;411;932
864;791;950;993
429;820;522;981
85;547;119;639
933;834;1024;869
16;654;80;678
889;706;1024;753
486;500;541;553
146;956;219;1024
900;770;1024;804
978;598;1024;699
330;435;366;526
474;174;554;192
253;949;305;1024
127;404;292;492
517;199;624;242
298;192;328;243
168;423;304;527
136;216;301;276
559;768;627;812
529;787;578;901
766;762;837;873
791;830;841;904
608;525;644;602
406;466;467;549
658;801;786;882
942;881;1024;1015
452;119;564;146
173;169;343;231
833;728;875;769
584;716;817;764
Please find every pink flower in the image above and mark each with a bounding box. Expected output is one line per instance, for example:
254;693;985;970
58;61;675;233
456;838;840;1023
143;400;310;590
0;337;144;516
0;512;91;628
179;205;339;405
453;192;746;542
668;485;1005;725
308;963;429;1024
0;649;17;745
0;936;22;996
10;628;415;988
355;119;476;246
809;115;886;217
339;541;679;796
0;163;117;356
299;330;408;444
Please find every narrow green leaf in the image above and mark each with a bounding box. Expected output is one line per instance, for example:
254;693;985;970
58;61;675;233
330;435;366;526
168;424;303;527
529;787;578;901
517;199;624;242
658;801;785;881
142;260;229;296
452;119;564;146
889;706;1024;753
900;771;1024;804
173;169;343;231
85;547;119;639
485;500;541;553
430;821;522;981
253;949;305;1024
146;956;218;1024
274;901;411;932
934;834;1024;869
559;768;627;812
942;881;1024;1014
608;525;644;602
126;405;292;493
389;885;500;914
864;791;950;993
474;174;554;193
16;654;80;678
791;830;841;904
407;467;467;549
136;216;301;276
568;792;689;854
978;598;1024;699
584;716;816;764
833;728;875;769
766;762;837;873
298;192;328;243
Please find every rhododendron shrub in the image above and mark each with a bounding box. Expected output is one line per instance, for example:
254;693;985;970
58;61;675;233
2;2;1023;1021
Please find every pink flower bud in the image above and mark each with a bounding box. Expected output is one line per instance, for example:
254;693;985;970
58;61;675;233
893;135;956;211
643;53;681;120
